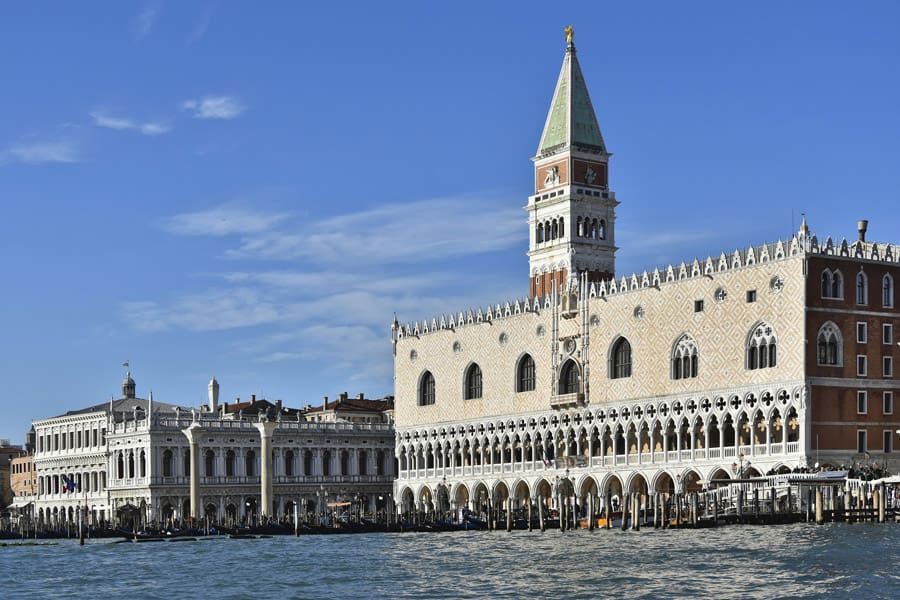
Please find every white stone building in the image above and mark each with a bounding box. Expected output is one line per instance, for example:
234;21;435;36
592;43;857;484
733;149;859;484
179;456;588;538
32;374;395;527
391;30;900;517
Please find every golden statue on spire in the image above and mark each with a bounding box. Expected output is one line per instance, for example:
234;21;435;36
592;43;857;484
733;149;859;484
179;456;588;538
565;25;574;45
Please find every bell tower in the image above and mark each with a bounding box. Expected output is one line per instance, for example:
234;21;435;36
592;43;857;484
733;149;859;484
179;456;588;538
527;27;618;297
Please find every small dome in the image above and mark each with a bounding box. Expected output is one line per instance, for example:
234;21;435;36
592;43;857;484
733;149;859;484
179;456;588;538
122;371;136;399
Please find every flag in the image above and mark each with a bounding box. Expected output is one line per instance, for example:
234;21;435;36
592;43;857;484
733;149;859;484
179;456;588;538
62;475;76;493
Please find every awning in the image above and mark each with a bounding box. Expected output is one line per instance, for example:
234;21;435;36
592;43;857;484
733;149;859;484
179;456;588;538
10;497;34;509
326;501;352;508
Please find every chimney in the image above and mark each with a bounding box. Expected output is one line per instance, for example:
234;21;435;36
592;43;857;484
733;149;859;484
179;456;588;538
357;393;365;400
858;219;868;242
208;376;219;413
275;399;282;410
322;396;329;410
340;392;348;401
250;394;256;405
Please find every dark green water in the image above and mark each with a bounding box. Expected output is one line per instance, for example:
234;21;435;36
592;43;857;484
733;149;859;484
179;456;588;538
1;523;898;599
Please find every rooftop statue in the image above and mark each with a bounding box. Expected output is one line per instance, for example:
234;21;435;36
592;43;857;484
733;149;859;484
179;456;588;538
565;25;574;45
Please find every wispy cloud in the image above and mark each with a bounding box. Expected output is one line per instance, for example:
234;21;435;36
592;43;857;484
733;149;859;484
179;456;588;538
121;288;281;333
127;193;523;383
134;3;160;40
4;141;80;164
182;95;245;120
162;205;288;236
187;4;215;44
164;195;522;265
90;111;171;136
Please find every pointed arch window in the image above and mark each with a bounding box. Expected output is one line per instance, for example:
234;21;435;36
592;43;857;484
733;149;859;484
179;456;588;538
747;322;777;370
672;334;699;379
517;354;536;392
821;270;833;298
816;321;842;366
559;359;580;394
610;337;632;379
883;274;894;308
832;271;843;298
856;271;868;305
464;363;483;400
418;371;435;406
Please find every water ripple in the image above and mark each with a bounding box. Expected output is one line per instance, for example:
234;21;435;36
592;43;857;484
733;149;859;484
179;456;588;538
1;524;899;599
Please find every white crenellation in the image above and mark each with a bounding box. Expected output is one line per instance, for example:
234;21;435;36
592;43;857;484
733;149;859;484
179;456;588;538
397;232;900;339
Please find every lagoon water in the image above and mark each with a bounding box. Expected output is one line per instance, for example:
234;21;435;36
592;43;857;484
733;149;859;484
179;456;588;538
2;524;899;599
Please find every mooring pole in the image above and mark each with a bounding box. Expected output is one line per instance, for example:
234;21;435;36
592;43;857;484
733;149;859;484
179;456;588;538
815;488;824;525
605;492;612;529
588;495;595;531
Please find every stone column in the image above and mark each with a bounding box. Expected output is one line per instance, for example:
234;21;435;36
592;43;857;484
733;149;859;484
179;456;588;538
254;420;277;518
181;423;203;521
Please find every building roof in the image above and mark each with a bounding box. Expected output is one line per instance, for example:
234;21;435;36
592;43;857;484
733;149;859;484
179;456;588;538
537;33;606;155
55;396;185;419
303;395;395;415
222;397;303;419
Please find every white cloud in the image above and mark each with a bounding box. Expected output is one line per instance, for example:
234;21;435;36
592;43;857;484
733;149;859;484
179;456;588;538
121;288;281;333
162;205;288;236
182;96;245;120
186;5;215;44
134;4;160;40
165;195;522;265
90;111;171;136
128;193;524;382
5;141;80;164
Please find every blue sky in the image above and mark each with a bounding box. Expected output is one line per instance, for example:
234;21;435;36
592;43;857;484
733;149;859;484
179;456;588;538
1;2;899;442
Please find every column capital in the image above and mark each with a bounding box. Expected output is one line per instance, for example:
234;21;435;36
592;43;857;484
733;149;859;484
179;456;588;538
182;423;204;444
254;421;278;438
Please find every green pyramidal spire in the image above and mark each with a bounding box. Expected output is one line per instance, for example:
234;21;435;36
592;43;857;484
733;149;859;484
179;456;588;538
537;29;606;155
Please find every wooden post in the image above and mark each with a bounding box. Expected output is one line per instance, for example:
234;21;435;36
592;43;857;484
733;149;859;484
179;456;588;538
588;495;595;531
528;500;533;532
753;488;760;519
662;494;668;529
815;488;824;525
539;499;545;532
806;487;812;523
674;493;681;529
845;489;852;523
294;502;299;536
787;486;793;519
691;493;699;527
605;492;611;529
621;493;628;531
631;492;641;531
653;493;659;529
769;487;776;524
712;490;718;524
736;489;744;521
876;486;884;523
559;495;565;533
